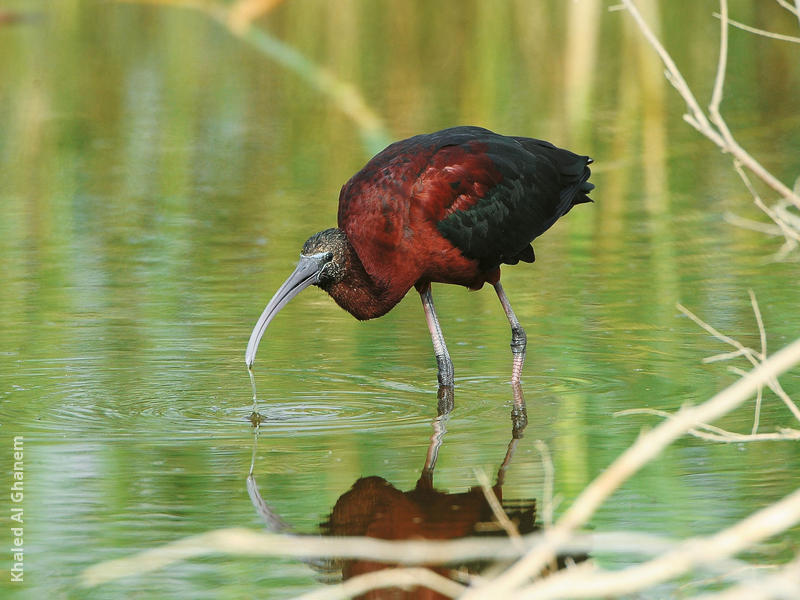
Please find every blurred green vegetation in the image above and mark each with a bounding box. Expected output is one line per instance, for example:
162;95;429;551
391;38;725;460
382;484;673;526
0;0;799;597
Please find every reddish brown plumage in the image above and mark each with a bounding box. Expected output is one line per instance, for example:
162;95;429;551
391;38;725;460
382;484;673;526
339;140;499;306
331;127;592;319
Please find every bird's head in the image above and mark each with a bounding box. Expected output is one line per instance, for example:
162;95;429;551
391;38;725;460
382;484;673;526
245;228;348;368
300;228;348;289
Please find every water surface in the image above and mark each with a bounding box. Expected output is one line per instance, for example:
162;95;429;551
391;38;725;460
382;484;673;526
1;1;799;598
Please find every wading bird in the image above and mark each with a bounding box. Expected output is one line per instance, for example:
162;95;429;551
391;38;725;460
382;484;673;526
246;126;593;387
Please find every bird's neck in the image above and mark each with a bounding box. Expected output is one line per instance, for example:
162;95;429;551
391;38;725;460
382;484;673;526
321;235;397;320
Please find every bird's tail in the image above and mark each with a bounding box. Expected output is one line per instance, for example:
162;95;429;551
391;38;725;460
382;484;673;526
554;152;593;209
573;158;594;205
513;137;594;209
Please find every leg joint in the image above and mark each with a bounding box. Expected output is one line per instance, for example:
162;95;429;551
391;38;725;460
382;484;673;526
510;325;527;354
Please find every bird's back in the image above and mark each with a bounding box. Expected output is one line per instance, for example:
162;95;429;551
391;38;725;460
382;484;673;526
338;126;593;297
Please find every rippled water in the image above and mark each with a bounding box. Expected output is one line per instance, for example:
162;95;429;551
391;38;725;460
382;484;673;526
1;1;800;598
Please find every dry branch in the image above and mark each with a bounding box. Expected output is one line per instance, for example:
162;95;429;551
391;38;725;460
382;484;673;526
617;408;800;442
294;567;466;600
81;528;692;587
715;12;800;44
474;468;524;546
776;0;800;19
534;440;556;528
620;0;800;257
677;297;800;426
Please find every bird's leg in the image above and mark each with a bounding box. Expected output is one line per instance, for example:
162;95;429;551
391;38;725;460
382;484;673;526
494;282;527;384
419;284;454;388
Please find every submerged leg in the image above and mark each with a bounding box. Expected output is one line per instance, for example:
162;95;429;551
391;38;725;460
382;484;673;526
494;281;527;384
419;284;454;388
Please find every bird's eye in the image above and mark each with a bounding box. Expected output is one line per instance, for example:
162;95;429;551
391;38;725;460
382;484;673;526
325;252;334;262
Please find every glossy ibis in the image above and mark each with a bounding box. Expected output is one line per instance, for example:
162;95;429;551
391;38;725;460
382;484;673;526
246;126;593;387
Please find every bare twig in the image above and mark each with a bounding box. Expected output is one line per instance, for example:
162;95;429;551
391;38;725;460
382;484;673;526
620;0;800;219
715;12;800;44
777;201;800;231
704;348;753;363
730;162;800;260
474;468;523;547
534;440;555;528
751;382;765;434
619;0;717;142
80;527;524;586
722;213;784;237
709;0;729;118
616;408;800;442
83;525;769;592
295;567;466;600
776;0;800;18
79;527;696;587
749;290;767;432
678;303;756;359
677;301;800;424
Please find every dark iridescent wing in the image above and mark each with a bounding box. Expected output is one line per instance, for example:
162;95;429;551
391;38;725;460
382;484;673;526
430;129;593;269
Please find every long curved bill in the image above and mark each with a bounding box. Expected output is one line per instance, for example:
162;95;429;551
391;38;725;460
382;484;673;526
245;254;327;368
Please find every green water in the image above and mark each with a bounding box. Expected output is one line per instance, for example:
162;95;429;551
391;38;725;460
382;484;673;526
1;1;799;597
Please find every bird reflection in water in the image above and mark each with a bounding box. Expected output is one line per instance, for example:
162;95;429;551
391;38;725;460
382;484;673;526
247;384;584;598
318;384;530;592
